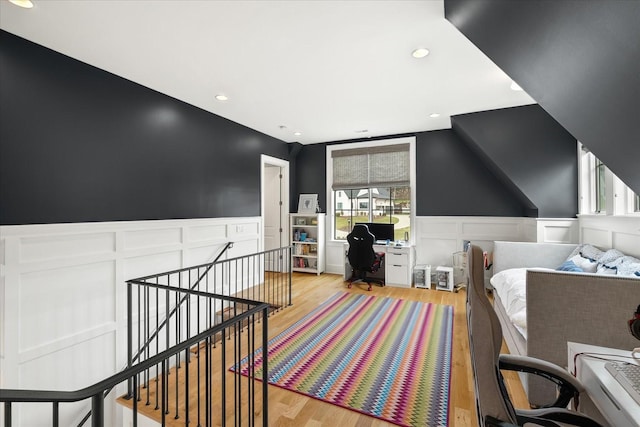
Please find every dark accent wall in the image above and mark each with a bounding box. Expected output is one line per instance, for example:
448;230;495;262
445;0;640;194
415;129;528;216
0;31;289;225
452;105;578;218
292;143;327;212
295;128;533;217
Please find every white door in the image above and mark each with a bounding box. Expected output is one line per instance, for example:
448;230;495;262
264;164;282;253
261;156;289;272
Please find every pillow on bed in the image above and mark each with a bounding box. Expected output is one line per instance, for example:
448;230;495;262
567;244;603;262
589;252;640;277
596;264;618;275
568;254;598;272
607;256;640;277
557;260;584;272
558;247;600;273
598;249;625;265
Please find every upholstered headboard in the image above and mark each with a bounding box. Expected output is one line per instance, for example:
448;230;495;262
492;241;577;274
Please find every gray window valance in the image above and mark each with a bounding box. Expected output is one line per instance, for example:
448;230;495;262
331;143;410;190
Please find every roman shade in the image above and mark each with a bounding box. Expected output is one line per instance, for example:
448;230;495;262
331;143;410;190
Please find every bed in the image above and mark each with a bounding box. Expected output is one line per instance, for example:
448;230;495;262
487;241;640;406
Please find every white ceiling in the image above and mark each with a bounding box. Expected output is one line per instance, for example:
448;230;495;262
0;0;535;145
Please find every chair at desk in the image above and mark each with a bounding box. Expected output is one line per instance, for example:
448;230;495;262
346;224;385;291
466;244;603;427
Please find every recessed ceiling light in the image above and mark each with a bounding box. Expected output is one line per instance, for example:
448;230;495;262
411;48;430;59
510;81;523;91
8;0;34;8
294;132;301;136
215;94;228;101
429;113;440;118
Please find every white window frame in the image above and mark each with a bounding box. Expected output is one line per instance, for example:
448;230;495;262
578;141;639;216
326;136;416;242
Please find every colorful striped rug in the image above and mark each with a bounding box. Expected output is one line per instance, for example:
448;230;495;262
232;292;454;426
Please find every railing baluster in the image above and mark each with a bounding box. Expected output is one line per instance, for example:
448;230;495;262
133;373;138;427
4;402;11;427
161;360;167;425
154;280;160;410
53;401;59;427
174;273;180;420
127;282;133;398
91;393;103;427
262;306;269;427
143;284;148;399
248;313;254;426
205;335;211;427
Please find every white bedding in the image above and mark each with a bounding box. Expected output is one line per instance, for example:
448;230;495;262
490;267;555;339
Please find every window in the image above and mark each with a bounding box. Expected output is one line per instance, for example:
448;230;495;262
328;138;415;241
334;186;410;240
579;142;638;215
595;158;606;213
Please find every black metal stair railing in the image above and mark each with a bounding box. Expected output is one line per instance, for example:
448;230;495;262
73;241;236;427
125;245;293;425
0;245;293;426
1;289;269;427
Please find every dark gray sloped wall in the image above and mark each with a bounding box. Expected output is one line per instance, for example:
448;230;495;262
415;129;528;216
452;105;578;218
0;30;289;225
445;0;640;194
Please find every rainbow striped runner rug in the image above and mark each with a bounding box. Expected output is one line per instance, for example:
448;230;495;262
232;292;454;426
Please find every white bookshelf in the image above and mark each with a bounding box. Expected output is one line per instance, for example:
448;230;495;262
290;213;325;275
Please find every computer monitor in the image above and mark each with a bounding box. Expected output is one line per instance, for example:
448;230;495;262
355;222;394;242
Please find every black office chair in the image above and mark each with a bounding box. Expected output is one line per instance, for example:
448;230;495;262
346;224;385;291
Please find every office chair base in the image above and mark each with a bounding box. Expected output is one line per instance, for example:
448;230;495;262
347;277;384;291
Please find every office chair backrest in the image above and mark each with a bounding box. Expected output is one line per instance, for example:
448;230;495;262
347;224;376;270
466;244;518;426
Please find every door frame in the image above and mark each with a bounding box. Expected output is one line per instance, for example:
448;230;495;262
260;154;290;252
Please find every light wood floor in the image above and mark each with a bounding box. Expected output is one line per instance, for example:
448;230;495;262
120;272;528;426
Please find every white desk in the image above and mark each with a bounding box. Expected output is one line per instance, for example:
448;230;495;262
568;342;640;427
343;243;415;288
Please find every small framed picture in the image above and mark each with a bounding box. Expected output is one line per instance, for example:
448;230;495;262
297;218;306;225
298;194;318;214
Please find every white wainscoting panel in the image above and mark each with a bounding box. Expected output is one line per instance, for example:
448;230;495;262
124;227;182;250
579;215;640;257
326;216;535;275
324;216;582;275
414;217;536;268
535;219;579;244
0;217;261;426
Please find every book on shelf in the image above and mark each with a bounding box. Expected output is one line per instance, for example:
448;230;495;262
295;257;309;268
